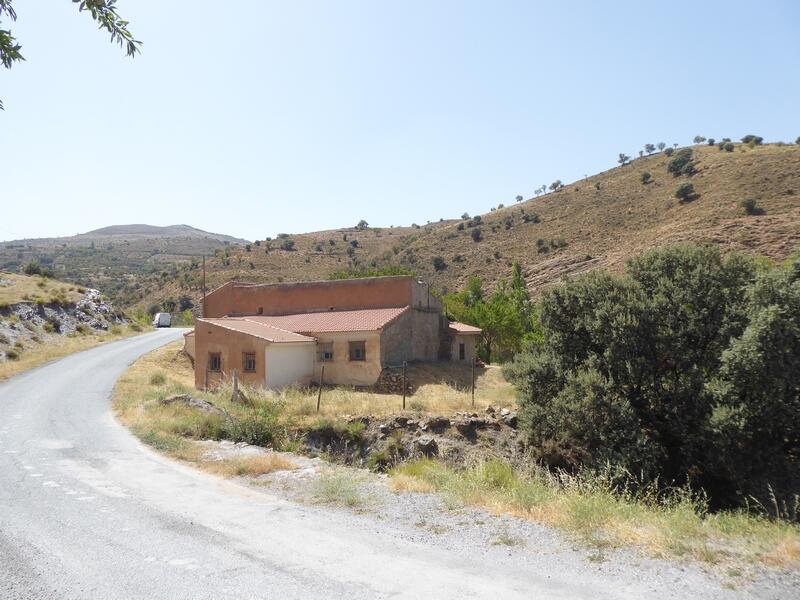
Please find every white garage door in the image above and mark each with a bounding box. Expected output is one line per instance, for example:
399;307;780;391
265;343;315;389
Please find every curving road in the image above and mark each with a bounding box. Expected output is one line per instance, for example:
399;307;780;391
0;331;716;599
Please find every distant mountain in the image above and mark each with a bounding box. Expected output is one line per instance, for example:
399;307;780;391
0;225;249;300
79;224;247;244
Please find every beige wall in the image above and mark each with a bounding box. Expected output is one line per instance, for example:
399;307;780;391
183;334;195;361
451;333;479;363
380;309;443;365
194;321;271;389
312;331;382;387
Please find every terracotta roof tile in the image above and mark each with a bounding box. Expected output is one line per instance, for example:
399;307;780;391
198;306;410;341
199;318;315;343
244;306;409;335
448;321;482;334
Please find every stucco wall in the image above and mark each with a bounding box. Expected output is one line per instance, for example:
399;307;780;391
451;333;479;363
312;331;383;386
203;276;420;318
183;333;195;361
193;321;271;389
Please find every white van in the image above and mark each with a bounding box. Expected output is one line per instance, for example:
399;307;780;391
152;312;172;328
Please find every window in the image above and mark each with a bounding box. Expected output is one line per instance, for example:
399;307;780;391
348;341;366;361
243;352;256;372
209;352;221;372
256;307;263;315
319;342;334;362
459;343;465;360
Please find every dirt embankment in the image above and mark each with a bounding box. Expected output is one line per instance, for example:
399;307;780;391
304;405;521;470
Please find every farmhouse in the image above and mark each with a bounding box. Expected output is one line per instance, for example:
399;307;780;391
191;276;481;390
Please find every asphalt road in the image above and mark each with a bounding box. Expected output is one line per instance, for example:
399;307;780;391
0;331;678;599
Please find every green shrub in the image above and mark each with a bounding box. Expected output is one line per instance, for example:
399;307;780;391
129;322;142;332
664;147;674;156
674;182;695;202
740;198;763;215
149;372;166;385
471;228;483;242
667;148;696;177
5;348;19;360
432;256;447;271
225;401;286;448
640;172;652;184
741;134;763;146
723;142;735;152
504;245;800;514
280;239;295;251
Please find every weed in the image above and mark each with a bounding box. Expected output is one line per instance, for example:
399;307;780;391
149;372;166;386
311;470;367;507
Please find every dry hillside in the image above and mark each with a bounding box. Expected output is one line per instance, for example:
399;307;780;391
129;142;800;307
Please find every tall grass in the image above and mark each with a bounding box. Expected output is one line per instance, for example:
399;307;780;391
390;458;800;566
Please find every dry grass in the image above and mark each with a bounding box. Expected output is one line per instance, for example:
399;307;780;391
135;143;800;313
0;272;85;306
391;459;800;569
276;364;514;426
199;454;297;478
0;325;141;382
114;342;296;479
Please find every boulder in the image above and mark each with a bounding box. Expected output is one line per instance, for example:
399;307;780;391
160;394;223;415
415;435;438;456
420;415;450;432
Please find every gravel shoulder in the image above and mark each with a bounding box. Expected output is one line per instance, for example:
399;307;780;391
198;440;800;600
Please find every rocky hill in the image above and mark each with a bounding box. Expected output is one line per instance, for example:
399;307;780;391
0;225;248;300
0;272;127;363
132;141;799;309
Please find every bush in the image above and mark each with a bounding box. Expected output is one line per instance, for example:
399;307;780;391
149;372;166;385
640;171;652;184
225;401;286;448
432;256;447;271
693;135;706;144
178;295;194;311
674;182;695;202
707;138;715;145
505;245;800;513
741;134;763;146
471;228;483;242
663;147;674;156
5;348;19;360
667;148;696;176
722;142;735;152
796;136;800;145
356;219;369;230
456;222;465;231
740;198;763;215
280;239;295;251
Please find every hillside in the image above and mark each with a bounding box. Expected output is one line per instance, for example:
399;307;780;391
0;225;248;300
131;142;799;310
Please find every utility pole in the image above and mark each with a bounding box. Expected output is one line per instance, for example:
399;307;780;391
202;255;207;317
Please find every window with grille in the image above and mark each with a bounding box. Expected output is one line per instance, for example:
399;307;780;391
209;352;221;371
243;352;256;372
319;342;334;362
348;341;366;361
459;343;466;360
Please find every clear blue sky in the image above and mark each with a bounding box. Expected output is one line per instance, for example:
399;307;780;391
2;0;798;242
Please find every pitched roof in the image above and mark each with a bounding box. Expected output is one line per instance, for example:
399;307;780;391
448;321;482;334
198;306;410;341
244;306;409;335
199;318;315;343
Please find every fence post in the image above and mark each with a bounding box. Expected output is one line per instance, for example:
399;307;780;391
402;361;407;410
471;358;475;407
204;367;208;392
316;365;325;413
232;368;239;403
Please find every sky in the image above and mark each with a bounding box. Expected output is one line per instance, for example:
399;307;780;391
2;0;799;242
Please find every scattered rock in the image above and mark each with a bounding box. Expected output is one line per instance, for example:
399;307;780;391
160;394;223;415
415;435;438;456
420;415;450;432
